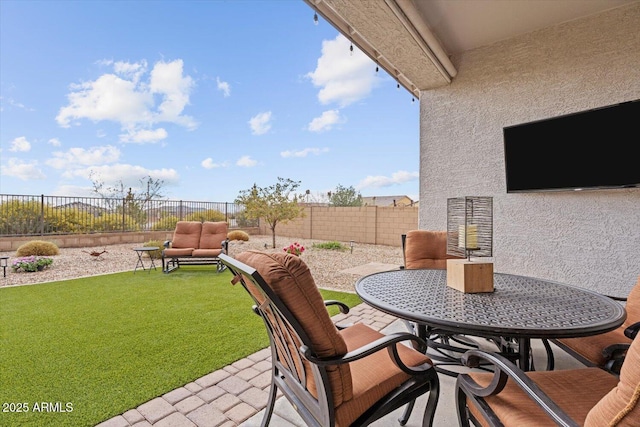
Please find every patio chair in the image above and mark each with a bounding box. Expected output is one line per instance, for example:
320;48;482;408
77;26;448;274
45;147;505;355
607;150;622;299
552;274;640;375
219;251;440;427
455;333;640;427
401;230;461;270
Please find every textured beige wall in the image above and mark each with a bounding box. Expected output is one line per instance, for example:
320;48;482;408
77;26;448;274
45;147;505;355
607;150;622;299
419;4;640;296
260;206;418;247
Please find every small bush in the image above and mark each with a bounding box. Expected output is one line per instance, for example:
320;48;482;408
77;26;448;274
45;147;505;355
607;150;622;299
227;230;250;241
16;240;60;257
143;240;163;259
312;241;347;251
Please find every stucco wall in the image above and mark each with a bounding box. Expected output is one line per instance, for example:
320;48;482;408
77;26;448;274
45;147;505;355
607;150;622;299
418;4;640;296
260;206;418;247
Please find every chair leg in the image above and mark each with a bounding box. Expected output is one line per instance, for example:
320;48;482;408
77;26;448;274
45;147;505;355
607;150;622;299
399;400;415;425
261;380;278;427
421;376;440;427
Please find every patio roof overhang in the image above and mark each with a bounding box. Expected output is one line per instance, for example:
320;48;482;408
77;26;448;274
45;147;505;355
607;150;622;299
303;0;638;99
304;0;456;99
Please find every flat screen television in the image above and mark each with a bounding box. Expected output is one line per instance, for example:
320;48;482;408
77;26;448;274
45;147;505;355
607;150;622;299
503;100;640;193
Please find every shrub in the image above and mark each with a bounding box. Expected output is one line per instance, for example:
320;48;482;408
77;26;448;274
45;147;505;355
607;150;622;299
16;240;60;257
143;240;163;259
11;256;54;272
227;230;250;241
312;241;347;251
185;209;226;223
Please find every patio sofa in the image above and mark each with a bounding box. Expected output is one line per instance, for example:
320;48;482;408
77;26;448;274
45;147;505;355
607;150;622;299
162;221;228;273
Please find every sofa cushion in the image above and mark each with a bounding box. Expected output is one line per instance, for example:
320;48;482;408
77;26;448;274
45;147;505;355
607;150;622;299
171;221;202;249
405;230;460;270
192;249;222;257
233;250;352;406
199;221;228;250
585;336;640;426
164;248;195;257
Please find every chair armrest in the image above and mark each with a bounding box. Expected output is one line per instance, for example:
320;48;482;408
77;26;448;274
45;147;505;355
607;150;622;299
605;294;627;302
458;349;579;427
221;238;229;254
625;321;640;339
301;331;432;375
324;300;351;329
324;300;349;314
163;240;171;249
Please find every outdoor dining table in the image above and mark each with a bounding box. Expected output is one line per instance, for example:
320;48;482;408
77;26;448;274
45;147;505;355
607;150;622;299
355;269;626;373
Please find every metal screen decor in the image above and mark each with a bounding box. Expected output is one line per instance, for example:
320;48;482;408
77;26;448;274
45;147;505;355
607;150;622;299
447;196;493;259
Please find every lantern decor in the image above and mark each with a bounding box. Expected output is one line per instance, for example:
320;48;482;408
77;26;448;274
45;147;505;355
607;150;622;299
446;196;494;293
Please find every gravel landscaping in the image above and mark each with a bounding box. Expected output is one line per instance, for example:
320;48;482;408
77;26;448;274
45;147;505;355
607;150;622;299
0;235;404;292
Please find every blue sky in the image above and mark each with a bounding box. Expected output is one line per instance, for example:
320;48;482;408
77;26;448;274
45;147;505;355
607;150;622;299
0;0;419;203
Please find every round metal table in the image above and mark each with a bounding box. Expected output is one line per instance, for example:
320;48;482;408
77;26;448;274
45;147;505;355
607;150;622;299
355;269;626;371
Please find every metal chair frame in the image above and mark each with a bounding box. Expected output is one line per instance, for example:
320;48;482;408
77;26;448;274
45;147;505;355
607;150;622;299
219;253;440;427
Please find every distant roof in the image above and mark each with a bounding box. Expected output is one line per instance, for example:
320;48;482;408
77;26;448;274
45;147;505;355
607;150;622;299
362;196;416;207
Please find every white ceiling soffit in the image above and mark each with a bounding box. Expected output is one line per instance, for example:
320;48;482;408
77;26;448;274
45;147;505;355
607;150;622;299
304;0;456;97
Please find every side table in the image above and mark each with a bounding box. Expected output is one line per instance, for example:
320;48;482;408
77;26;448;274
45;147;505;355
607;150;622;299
133;247;159;273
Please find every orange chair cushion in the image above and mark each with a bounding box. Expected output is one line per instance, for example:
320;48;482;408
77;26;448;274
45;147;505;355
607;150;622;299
163;248;195;257
335;323;433;427
192;249;222;257
558;327;631;366
404;230;460;269
199;221;227;250
585;336;640;426
467;368;618;427
623;275;640;328
170;221;202;249
234;250;352;406
557;275;639;367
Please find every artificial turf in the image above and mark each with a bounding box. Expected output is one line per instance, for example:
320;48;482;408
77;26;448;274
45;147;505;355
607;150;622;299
0;266;361;426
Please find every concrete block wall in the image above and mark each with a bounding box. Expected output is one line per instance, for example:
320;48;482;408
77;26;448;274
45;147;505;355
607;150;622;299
261;206;418;247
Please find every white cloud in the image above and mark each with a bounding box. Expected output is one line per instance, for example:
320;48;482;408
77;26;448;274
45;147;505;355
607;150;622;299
45;145;121;169
56;59;196;143
64;164;180;188
306;34;379;107
356;170;419;190
119;128;168;144
248;111;272;135
236;155;257;167
280;147;329;158
149;60;196;129
1;158;46;180
216;77;231;97
9;136;31;152
48;138;62;147
307;109;345;132
113;60;148;84
201;158;228;169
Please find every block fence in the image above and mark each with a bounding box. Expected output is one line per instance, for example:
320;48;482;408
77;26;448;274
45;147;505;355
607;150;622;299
259;206;419;247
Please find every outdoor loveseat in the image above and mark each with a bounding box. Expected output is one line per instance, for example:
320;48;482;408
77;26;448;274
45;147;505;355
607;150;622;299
162;221;228;273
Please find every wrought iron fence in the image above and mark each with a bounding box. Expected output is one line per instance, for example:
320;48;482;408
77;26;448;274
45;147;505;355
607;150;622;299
0;194;257;237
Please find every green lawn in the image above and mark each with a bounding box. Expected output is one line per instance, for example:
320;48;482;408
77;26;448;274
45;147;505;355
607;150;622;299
0;267;361;427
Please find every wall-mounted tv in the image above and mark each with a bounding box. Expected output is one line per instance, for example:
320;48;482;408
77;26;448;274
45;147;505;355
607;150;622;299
503;100;639;193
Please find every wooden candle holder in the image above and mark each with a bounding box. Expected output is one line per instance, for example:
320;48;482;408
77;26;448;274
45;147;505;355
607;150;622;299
446;259;494;293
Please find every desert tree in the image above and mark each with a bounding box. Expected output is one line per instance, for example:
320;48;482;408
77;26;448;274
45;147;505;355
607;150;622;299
235;177;305;248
